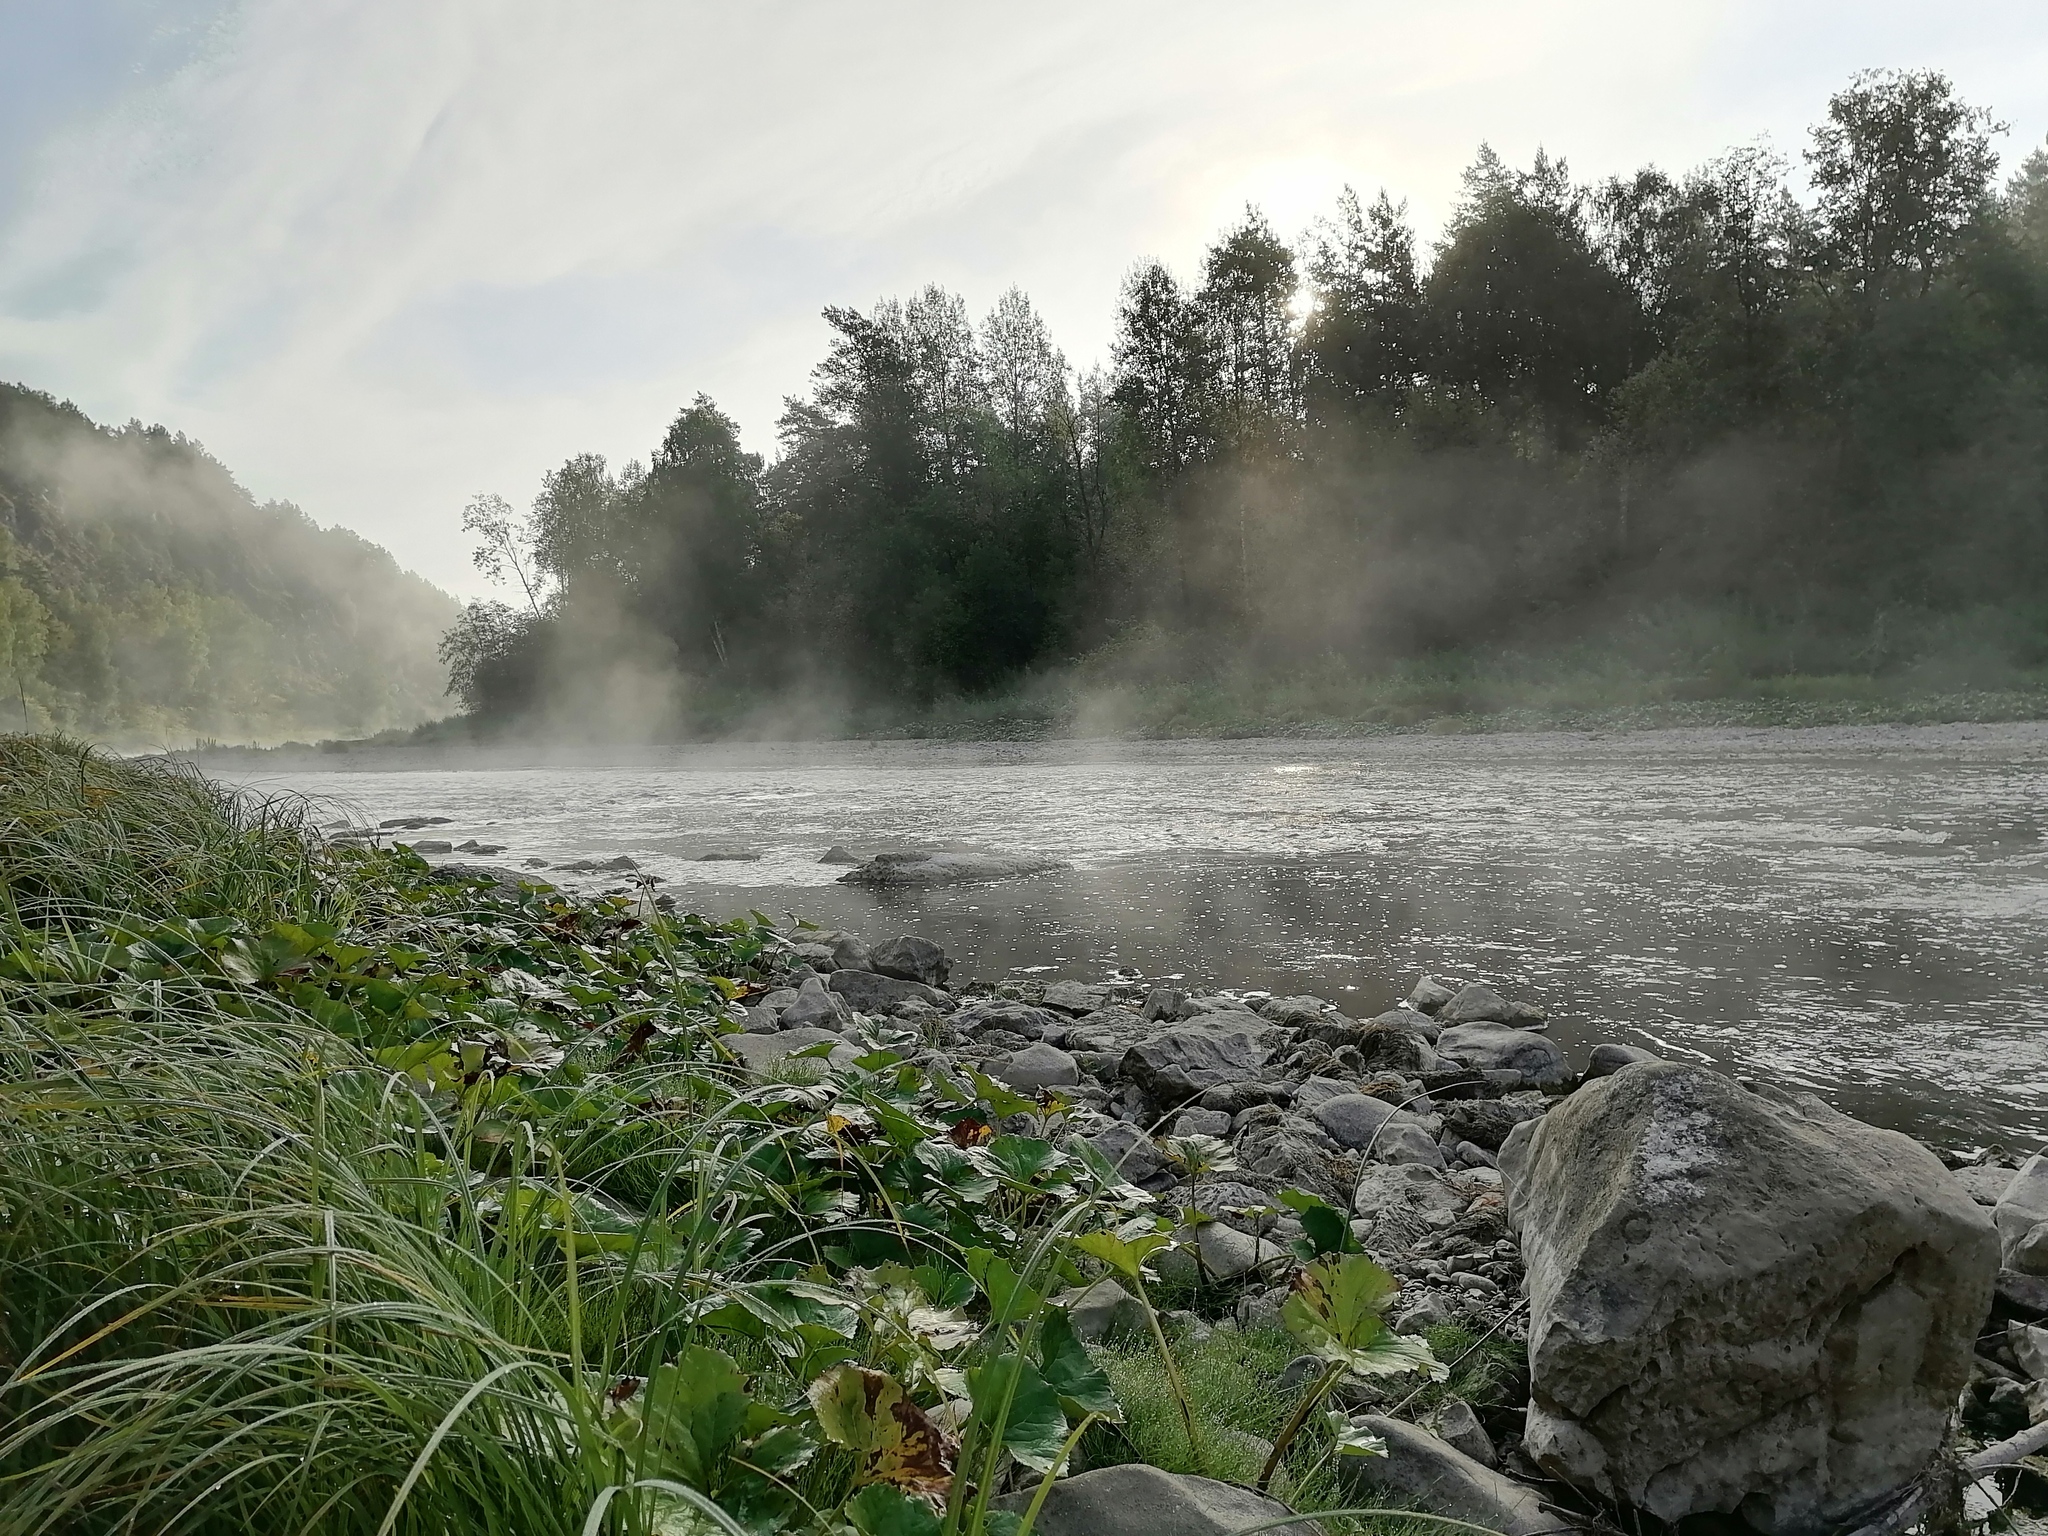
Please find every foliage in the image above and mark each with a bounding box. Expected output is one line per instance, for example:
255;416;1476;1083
438;68;2048;734
0;387;456;743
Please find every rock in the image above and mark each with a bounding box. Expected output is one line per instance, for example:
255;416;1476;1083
724;1028;848;1073
1062;1278;1147;1343
1311;1095;1443;1167
1435;1398;1498;1469
823;933;872;972
1501;1061;1998;1532
869;935;951;987
994;1043;1081;1092
1259;994;1336;1027
1437;982;1517;1025
1365;1006;1442;1043
1170;1107;1232;1138
778;989;854;1031
1996;1153;2048;1274
380;815;453;829
1142;987;1187;1022
409;839;454;854
1954;1164;2019;1206
1184;1180;1281;1230
1352;1163;1466;1244
1451;1271;1499;1295
1237;1119;1350;1205
1043;980;1115;1014
1408;975;1458;1015
696;850;760;861
1122;1024;1282;1106
827;969;953;1015
1184;994;1262;1020
1191;1219;1288;1281
1081;1121;1172;1191
2008;1321;2048;1381
1349;1024;1439;1077
1394;1296;1454;1335
426;863;530;898
1435;1023;1572;1090
838;850;1067;887
954;1000;1064;1041
817;845;860;864
1278;1353;1323;1392
1290;1075;1358;1111
1440;1096;1546;1152
1341;1416;1561;1535
2001;1269;2048;1316
558;854;639;872
1586;1042;1661;1078
994;1464;1308;1536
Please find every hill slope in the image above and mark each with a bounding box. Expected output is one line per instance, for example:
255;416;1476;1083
0;384;455;744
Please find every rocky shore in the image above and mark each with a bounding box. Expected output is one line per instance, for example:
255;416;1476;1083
737;925;2048;1534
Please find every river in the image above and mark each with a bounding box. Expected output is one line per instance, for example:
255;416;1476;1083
220;723;2048;1151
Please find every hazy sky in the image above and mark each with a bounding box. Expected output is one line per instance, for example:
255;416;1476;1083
3;1;2046;599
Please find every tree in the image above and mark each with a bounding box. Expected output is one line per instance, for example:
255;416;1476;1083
461;493;545;615
633;397;766;669
1194;207;1300;447
1300;187;1423;410
982;288;1066;451
1806;68;2003;298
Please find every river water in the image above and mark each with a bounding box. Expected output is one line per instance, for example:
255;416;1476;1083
223;724;2048;1151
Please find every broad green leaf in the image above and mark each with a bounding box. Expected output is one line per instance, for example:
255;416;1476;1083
1324;1407;1389;1458
961;1248;1042;1324
1071;1229;1170;1281
845;1484;944;1536
633;1346;749;1486
967;1069;1037;1118
967;1357;1067;1473
1281;1255;1445;1382
1038;1307;1119;1422
985;1136;1068;1186
1276;1189;1360;1259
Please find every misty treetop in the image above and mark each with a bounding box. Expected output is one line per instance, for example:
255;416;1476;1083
0;385;457;743
447;69;2048;729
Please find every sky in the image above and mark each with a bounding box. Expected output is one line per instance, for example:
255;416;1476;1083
2;2;2046;600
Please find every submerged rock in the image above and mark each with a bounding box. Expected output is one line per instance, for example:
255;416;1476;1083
1501;1061;1996;1533
817;844;861;864
837;850;1067;887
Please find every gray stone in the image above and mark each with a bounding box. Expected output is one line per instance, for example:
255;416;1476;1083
1585;1041;1660;1078
1352;1163;1469;1249
1349;1024;1439;1077
1340;1416;1561;1534
1043;979;1114;1014
868;934;950;987
1438;982;1516;1025
1258;994;1336;1027
994;1464;1309;1536
817;845;860;864
837;850;1068;887
1408;974;1458;1015
1062;1278;1147;1343
1366;1006;1442;1043
1996;1153;2048;1274
1121;1023;1281;1105
827;968;953;1015
993;1043;1081;1092
2001;1269;2048;1316
1435;1398;1498;1469
1311;1093;1440;1163
1191;1219;1288;1282
1441;1096;1546;1152
1278;1353;1323;1392
826;933;873;972
1080;1120;1172;1191
1142;987;1187;1022
1290;1075;1360;1111
1436;1022;1572;1089
1170;1107;1232;1138
954;1000;1063;1041
777;988;853;1031
1393;1296;1454;1335
1501;1061;1998;1532
1954;1163;2020;1206
2008;1321;2048;1381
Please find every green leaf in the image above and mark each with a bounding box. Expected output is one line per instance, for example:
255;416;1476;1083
967;1357;1067;1473
1275;1189;1360;1259
635;1346;750;1486
1038;1307;1119;1422
806;1365;956;1498
845;1484;944;1536
1071;1229;1170;1281
967;1069;1038;1118
913;1141;997;1205
1280;1255;1446;1382
1324;1407;1389;1458
911;1264;975;1310
961;1248;1043;1324
985;1136;1068;1186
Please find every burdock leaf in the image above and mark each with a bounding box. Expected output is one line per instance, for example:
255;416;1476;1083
1038;1307;1119;1422
806;1365;956;1498
967;1357;1068;1473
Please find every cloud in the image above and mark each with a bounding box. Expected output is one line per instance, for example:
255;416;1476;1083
0;0;2044;597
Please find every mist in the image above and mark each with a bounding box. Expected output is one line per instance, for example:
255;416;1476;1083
0;383;457;746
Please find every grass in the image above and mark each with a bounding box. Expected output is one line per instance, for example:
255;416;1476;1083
0;736;1477;1536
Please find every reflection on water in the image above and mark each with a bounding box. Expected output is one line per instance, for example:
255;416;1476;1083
225;727;2048;1149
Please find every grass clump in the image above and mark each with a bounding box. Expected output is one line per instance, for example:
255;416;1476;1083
0;737;1467;1536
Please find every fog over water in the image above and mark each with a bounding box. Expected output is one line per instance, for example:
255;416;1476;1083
231;723;2048;1150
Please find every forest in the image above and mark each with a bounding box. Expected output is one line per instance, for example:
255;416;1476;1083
444;68;2048;736
0;384;456;744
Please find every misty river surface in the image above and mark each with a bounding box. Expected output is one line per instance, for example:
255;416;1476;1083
228;725;2048;1151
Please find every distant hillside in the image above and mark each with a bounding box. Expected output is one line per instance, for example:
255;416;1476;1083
0;384;457;744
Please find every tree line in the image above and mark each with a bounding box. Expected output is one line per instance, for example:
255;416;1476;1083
446;68;2048;728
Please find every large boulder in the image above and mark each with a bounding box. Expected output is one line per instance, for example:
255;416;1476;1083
1310;1094;1443;1167
1437;982;1516;1025
838;850;1068;887
1436;1022;1571;1089
1120;1023;1282;1106
1995;1153;2048;1274
994;1464;1306;1536
1340;1416;1561;1534
992;1043;1081;1092
1500;1062;1997;1533
868;935;950;987
953;1000;1064;1041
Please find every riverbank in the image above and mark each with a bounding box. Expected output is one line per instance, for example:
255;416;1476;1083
6;736;2044;1534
